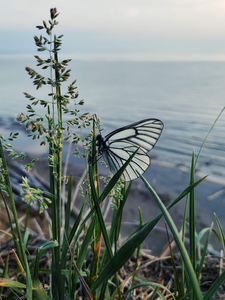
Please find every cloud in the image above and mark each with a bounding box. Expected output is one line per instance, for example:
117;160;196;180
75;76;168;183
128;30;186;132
1;0;225;58
1;0;225;35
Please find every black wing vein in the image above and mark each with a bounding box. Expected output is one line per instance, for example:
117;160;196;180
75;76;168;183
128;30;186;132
99;118;163;181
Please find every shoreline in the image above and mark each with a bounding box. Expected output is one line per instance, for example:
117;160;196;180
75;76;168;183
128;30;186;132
4;152;225;255
1;120;225;254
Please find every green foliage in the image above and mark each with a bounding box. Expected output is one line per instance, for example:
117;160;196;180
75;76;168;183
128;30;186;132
0;7;225;300
21;176;51;213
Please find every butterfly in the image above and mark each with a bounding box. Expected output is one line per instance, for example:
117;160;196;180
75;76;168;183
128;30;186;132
96;118;164;181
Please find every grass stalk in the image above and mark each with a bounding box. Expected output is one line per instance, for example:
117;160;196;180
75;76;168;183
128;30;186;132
54;36;63;247
89;119;103;286
92;175;205;291
195;106;225;165
189;153;196;273
140;175;203;300
0;140;32;299
88;138;113;260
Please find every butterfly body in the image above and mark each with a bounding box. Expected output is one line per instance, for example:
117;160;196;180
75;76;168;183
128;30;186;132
97;118;163;181
96;134;106;154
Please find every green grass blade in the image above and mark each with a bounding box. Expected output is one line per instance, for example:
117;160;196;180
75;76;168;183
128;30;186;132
140;175;203;300
214;213;225;252
204;270;225;300
99;183;131;298
64;176;73;238
25;261;33;300
89;162;113;258
33;281;51;300
72;261;94;300
149;287;159;300
181;197;188;293
195;106;225;165
77;220;95;270
103;183;131;261
33;240;58;281
135;207;143;263
115;183;132;244
61;204;85;267
125;279;175;300
73;220;95;287
79;159;133;235
196;223;214;278
0;140;33;299
92;215;160;291
189;153;196;271
0;279;26;289
92;176;205;291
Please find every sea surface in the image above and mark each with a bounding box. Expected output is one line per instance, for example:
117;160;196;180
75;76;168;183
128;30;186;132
0;55;225;179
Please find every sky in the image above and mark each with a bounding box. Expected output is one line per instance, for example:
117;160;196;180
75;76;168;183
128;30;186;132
1;0;225;60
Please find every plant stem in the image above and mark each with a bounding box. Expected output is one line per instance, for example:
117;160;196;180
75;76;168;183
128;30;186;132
0;140;32;299
54;36;63;247
49;35;64;300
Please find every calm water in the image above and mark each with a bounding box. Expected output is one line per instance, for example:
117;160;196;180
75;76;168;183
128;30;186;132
1;56;225;178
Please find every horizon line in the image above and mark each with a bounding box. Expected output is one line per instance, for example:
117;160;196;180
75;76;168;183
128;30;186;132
1;52;225;62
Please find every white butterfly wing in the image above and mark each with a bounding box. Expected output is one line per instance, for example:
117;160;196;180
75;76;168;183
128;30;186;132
105;146;150;181
102;119;163;181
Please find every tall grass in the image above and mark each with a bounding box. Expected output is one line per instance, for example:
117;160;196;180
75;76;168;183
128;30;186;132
0;8;225;300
